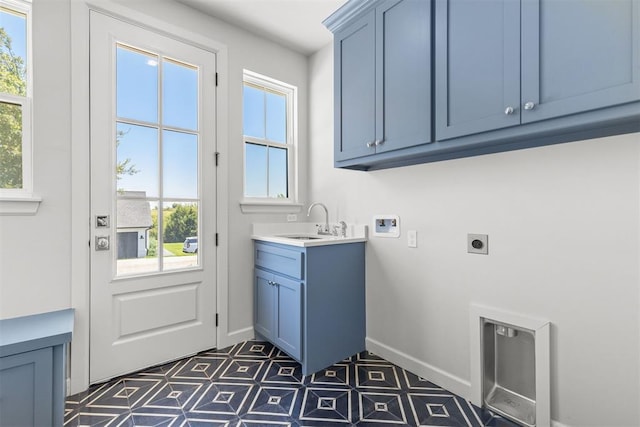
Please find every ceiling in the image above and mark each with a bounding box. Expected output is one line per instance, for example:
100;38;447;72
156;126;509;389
175;0;349;56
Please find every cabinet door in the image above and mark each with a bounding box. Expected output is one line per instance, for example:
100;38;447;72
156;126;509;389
334;10;376;161
0;347;53;427
254;269;275;340
435;0;521;140
273;274;302;361
521;0;640;123
376;0;432;153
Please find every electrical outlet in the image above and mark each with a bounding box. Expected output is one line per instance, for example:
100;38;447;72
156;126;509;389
286;214;297;222
408;230;417;248
468;233;488;254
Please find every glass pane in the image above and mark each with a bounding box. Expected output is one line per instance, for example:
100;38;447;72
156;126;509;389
163;201;198;271
0;101;22;189
163;59;198;131
245;142;267;197
116;45;158;123
116;198;158;276
268;146;288;198
0;7;27;96
266;91;286;143
116;122;159;198
243;85;265;139
163;130;198;199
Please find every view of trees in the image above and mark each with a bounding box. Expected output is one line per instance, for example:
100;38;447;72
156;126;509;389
164;203;197;243
0;27;25;189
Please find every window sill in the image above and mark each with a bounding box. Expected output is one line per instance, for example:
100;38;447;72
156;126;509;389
0;195;42;215
239;200;303;214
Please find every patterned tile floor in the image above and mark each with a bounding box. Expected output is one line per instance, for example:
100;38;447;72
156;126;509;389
65;340;517;427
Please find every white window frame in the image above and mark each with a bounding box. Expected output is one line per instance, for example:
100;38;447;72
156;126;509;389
240;70;302;214
0;0;39;215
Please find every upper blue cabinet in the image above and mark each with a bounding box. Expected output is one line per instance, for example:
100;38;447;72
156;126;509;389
328;0;432;165
437;0;640;140
326;0;640;171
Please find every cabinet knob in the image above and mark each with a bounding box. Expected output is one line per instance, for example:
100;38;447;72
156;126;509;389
504;106;515;115
374;139;384;146
523;102;535;110
366;141;375;148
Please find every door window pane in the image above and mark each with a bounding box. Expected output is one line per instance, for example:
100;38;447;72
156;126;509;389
163;59;198;131
266;92;286;143
116;122;159;198
245;142;267;197
243;85;264;139
268;146;287;198
116;45;158;123
116;197;158;276
163;201;198;271
0;7;27;96
163;130;197;199
0;101;22;189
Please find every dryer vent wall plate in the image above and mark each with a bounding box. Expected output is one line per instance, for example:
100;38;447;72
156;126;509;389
373;215;400;238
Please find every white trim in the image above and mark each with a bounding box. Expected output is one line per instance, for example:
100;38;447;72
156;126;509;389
365;336;471;400
69;0;230;395
0;194;40;215
226;325;255;345
239;199;303;214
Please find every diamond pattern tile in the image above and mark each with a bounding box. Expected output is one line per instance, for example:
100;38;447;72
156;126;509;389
65;340;517;426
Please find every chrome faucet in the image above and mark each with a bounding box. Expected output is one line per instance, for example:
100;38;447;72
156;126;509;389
307;202;331;235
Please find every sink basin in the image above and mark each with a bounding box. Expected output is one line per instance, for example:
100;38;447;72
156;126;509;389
277;235;325;240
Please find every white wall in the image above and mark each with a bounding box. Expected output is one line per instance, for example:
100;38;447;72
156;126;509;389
309;43;640;426
0;0;72;318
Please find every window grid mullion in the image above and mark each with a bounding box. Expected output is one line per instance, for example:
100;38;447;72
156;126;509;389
157;54;164;272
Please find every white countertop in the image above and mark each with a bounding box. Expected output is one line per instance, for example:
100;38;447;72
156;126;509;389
252;223;368;247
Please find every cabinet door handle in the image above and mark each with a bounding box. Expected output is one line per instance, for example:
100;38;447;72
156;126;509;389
366;141;375;148
374;139;384;146
504;106;515;115
523;102;535;110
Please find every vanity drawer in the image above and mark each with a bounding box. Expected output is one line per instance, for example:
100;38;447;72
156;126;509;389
255;242;304;280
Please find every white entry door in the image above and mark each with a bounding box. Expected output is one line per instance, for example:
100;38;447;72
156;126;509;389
89;11;217;383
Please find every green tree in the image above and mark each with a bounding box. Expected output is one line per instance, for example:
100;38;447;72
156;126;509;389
0;28;26;189
164;204;197;243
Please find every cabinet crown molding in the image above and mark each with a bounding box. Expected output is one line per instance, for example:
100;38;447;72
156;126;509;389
323;0;379;32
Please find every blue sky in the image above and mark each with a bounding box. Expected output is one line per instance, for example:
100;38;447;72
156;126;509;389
116;45;198;202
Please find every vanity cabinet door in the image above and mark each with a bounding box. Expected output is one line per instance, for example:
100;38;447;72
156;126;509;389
273;274;303;361
334;10;377;161
435;0;521;140
520;0;640;123
0;347;53;427
255;269;276;340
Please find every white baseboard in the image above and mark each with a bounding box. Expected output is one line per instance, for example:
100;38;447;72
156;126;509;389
365;337;472;400
551;421;571;427
219;326;255;349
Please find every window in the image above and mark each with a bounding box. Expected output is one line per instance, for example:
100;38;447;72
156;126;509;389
242;70;299;212
0;0;31;195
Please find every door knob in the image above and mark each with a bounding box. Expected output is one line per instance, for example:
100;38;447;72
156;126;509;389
95;236;110;251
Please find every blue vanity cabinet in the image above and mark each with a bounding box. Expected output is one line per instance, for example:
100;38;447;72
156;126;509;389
254;268;303;360
254;241;366;375
436;0;640;140
332;0;432;163
0;309;74;427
